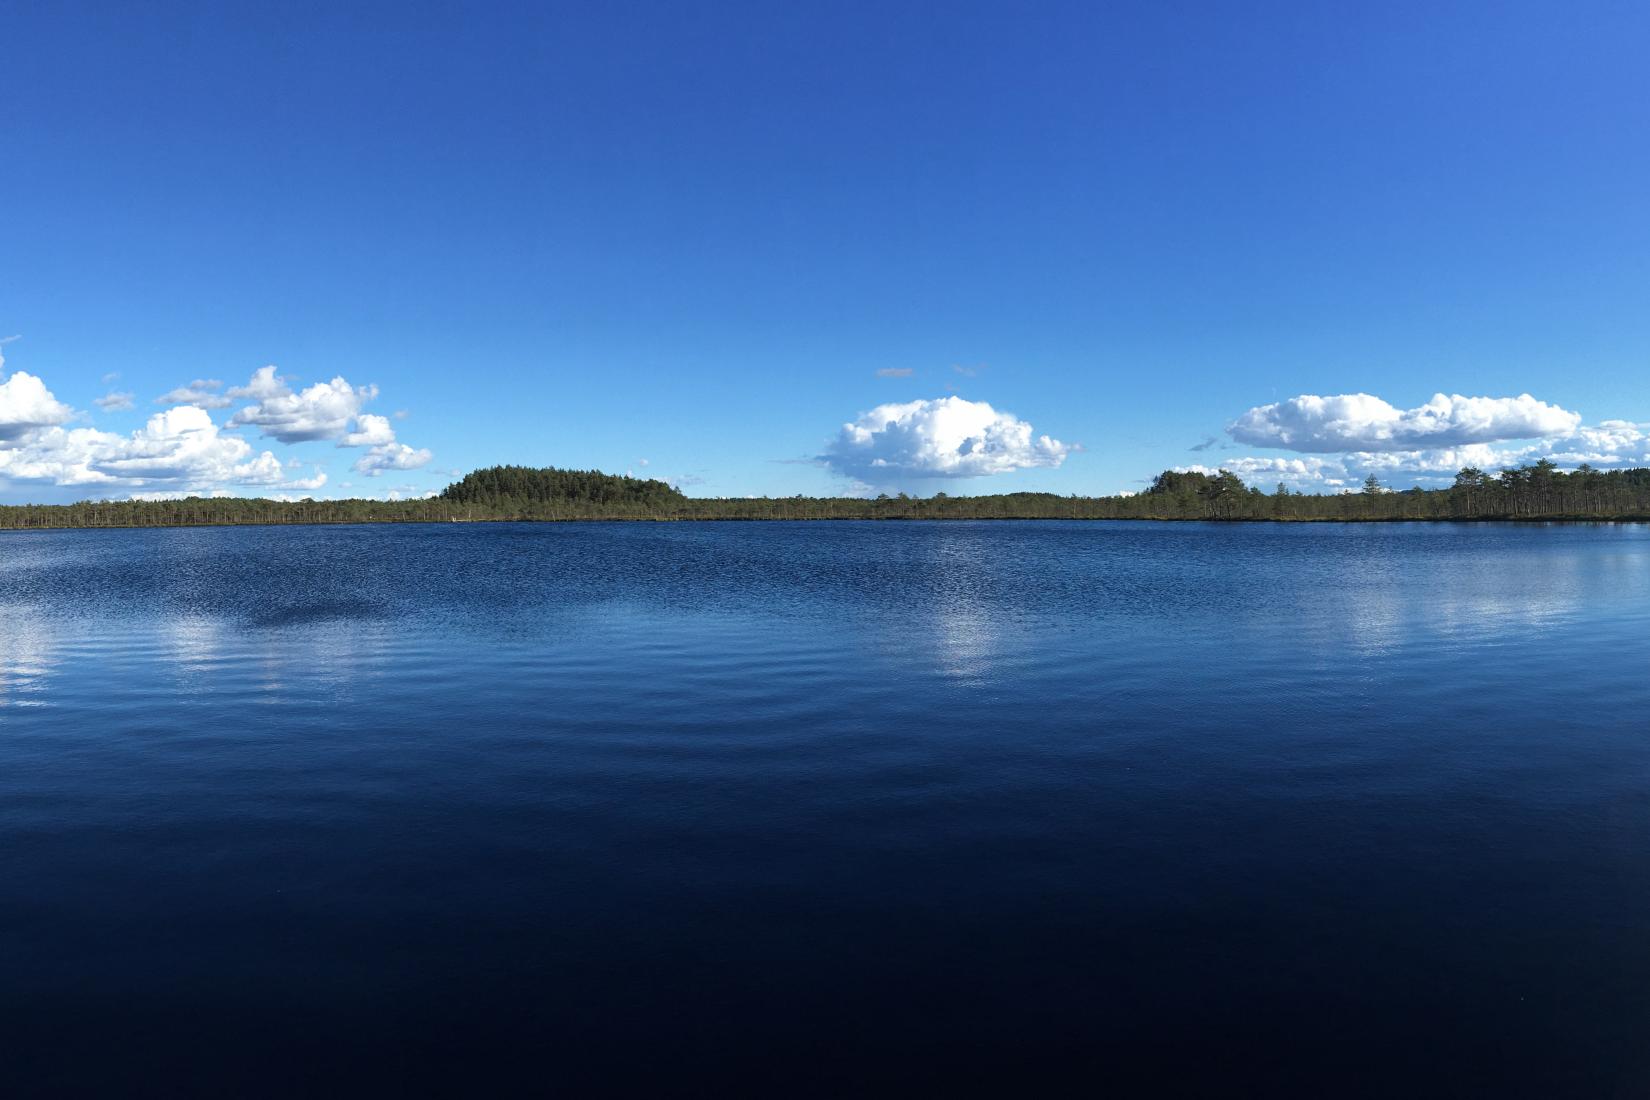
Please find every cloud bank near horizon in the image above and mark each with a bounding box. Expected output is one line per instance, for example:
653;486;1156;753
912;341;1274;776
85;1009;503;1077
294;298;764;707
0;350;431;499
1211;391;1646;491
1229;392;1582;453
7;350;1648;503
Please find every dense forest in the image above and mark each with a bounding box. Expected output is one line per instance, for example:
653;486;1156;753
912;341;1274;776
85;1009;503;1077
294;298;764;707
1;460;1648;530
441;466;687;511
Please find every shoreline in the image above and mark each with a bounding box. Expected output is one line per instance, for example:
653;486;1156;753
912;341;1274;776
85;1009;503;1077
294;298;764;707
4;513;1649;533
4;462;1648;530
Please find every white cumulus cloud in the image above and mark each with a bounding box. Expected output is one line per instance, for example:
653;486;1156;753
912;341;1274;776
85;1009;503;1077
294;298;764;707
354;442;432;476
1541;420;1650;466
279;468;330;491
0;355;76;441
1229;392;1582;453
227;365;380;443
340;413;396;447
2;355;429;499
226;365;289;401
0;405;295;490
824;396;1070;483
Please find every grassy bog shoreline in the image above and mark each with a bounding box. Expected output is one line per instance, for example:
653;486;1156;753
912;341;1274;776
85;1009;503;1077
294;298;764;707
3;461;1649;529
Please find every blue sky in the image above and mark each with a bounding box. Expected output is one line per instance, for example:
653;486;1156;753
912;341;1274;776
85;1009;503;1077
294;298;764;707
3;0;1647;502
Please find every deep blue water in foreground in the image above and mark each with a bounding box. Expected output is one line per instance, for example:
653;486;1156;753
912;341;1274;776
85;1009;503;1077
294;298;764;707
3;521;1649;1096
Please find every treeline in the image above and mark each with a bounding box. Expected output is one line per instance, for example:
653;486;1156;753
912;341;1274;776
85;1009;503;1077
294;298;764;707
0;497;461;530
1128;461;1650;521
1;460;1649;531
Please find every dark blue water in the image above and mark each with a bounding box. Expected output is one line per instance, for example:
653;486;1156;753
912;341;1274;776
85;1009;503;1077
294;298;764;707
3;522;1649;1095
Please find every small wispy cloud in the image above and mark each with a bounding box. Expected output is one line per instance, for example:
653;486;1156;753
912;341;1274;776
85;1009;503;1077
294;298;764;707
952;364;984;378
95;391;135;412
876;367;914;378
101;371;121;385
1189;435;1218;452
156;379;233;409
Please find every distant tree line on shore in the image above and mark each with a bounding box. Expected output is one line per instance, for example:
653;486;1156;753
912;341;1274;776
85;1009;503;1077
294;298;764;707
1;460;1648;531
1130;461;1650;521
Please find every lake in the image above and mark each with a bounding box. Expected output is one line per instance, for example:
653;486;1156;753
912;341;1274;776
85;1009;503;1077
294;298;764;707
3;521;1648;1095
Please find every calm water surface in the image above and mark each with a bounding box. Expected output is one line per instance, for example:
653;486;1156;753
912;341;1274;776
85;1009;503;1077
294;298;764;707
3;521;1648;1095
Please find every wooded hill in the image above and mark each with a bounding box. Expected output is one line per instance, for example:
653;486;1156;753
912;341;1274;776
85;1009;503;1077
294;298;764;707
0;460;1648;530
